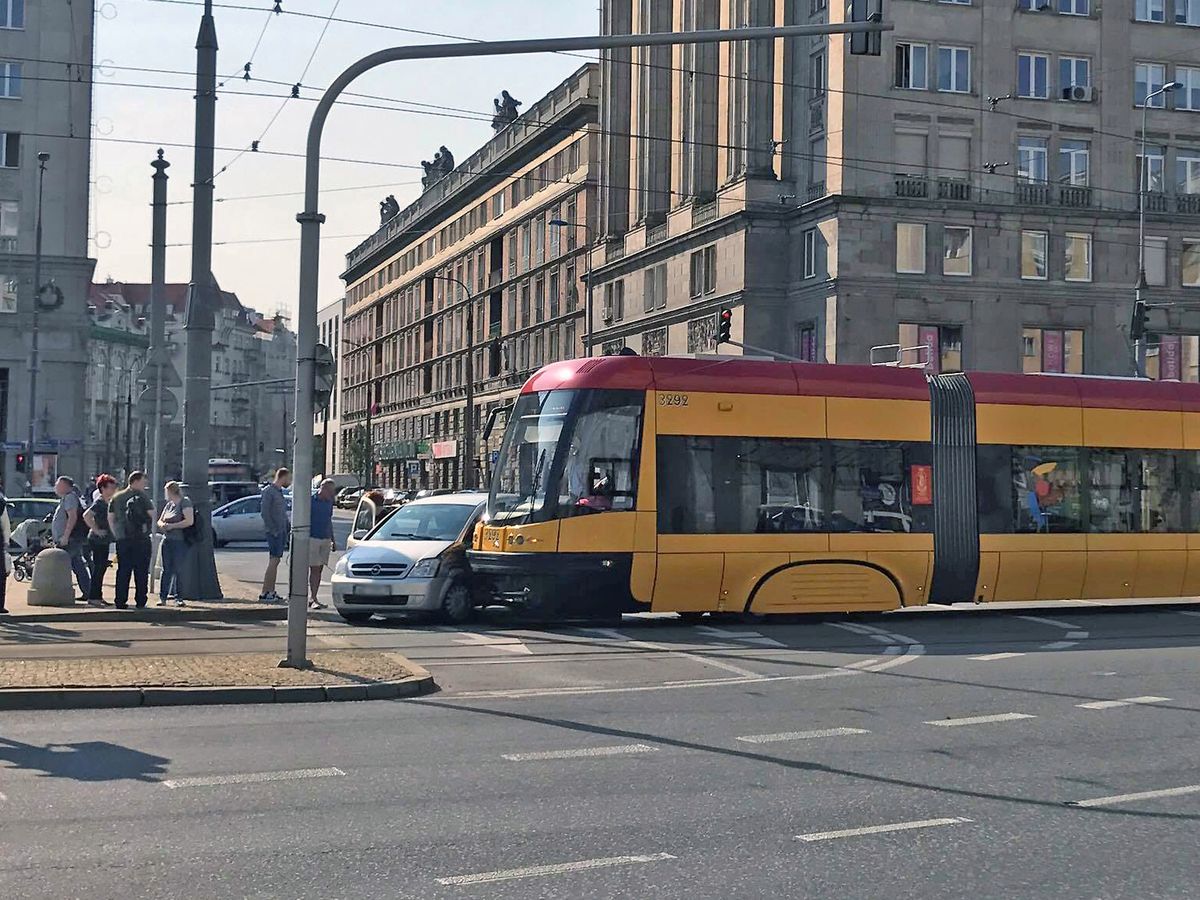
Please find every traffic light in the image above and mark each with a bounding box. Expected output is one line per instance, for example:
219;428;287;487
15;452;26;471
717;308;733;345
849;0;883;57
313;342;336;413
1130;299;1149;342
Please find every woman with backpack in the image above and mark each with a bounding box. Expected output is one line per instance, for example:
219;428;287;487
83;473;118;606
156;481;194;607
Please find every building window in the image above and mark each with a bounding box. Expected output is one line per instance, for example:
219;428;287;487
1058;0;1089;14
519;281;531;328
1144;236;1168;286
1183;153;1200;197
943;226;972;276
937;46;971;93
643;264;667;312
689;245;717;298
895;42;929;90
492;192;505;218
0;0;24;29
1137;145;1166;192
534;213;546;265
0;274;16;313
1180;0;1200;25
811;51;826;96
798;324;817;362
1135;62;1167;107
1018;52;1050;99
1059;57;1091;96
1177;66;1200;110
1023;328;1084;374
1182;241;1200;286
604;279;625;322
534;277;545;323
1021;230;1048;279
1059;140;1090;185
0;131;16;167
1064;232;1092;282
549;271;560;318
803;228;818;278
520;221;532;271
0;61;21;98
1135;0;1165;23
1147;334;1200;381
1017;137;1049;183
896;223;926;274
899;324;963;373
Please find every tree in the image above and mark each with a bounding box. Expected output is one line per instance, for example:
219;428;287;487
343;425;372;486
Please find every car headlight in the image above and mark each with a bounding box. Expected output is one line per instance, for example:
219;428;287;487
332;555;349;576
409;557;440;578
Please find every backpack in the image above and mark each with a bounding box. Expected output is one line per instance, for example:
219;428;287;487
69;490;91;542
126;492;152;536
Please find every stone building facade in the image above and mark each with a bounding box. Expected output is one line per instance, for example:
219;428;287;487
0;0;95;492
592;0;1200;380
340;65;597;490
316;297;344;478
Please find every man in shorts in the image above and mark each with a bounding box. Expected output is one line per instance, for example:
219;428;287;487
307;478;337;610
259;467;292;602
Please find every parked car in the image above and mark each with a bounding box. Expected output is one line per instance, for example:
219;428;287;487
346;489;401;550
331;492;487;624
210;492;291;546
336;487;366;509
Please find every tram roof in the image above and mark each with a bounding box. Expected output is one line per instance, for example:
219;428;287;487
521;356;1200;412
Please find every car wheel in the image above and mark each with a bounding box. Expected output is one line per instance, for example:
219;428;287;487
440;581;474;624
339;612;372;625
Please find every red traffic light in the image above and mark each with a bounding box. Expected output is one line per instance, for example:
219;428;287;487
717;308;733;344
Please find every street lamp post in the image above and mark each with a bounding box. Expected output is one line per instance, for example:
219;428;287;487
549;219;593;357
1135;80;1182;377
282;20;892;668
25;151;49;490
434;274;476;490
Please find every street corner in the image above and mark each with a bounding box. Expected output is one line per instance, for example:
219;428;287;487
0;651;435;710
0;579;289;624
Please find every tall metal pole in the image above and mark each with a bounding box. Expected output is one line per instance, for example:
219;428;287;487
1135;94;1150;378
150;150;170;492
180;0;223;599
26;152;48;491
124;378;133;467
282;21;891;668
435;275;476;489
584;238;594;357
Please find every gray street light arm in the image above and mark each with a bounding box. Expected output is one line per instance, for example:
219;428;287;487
284;21;894;667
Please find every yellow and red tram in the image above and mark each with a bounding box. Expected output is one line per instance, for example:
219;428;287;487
468;355;1200;618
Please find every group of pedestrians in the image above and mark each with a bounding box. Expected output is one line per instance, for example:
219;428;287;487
256;469;337;611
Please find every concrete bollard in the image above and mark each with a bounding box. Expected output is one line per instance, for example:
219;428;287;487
26;548;77;607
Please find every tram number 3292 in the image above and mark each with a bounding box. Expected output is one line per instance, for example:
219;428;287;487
658;393;690;407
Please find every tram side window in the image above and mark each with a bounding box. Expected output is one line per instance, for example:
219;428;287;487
977;445;1015;533
1089;450;1136;534
831;442;918;533
1140;451;1183;532
742;438;824;534
1012;446;1082;533
657;436;719;533
1092;449;1183;533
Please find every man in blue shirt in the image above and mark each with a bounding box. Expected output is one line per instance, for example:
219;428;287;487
307;478;337;609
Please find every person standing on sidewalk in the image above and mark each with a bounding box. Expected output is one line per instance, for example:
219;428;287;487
259;467;292;603
0;479;11;615
307;479;337;610
82;473;117;606
156;481;194;608
109;471;154;609
51;476;92;601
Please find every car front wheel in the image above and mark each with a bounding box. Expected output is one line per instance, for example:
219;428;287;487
339;611;372;625
440;581;474;624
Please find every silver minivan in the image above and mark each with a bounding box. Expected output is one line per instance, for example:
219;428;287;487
331;492;486;624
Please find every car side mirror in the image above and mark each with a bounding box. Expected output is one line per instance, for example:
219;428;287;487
352;529;368;541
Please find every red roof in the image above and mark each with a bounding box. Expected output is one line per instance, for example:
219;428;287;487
523;358;1200;412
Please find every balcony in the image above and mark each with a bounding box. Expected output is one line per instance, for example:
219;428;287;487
606;235;626;262
1145;192;1168;213
646;220;669;246
0;237;15;253
808;100;825;135
1058;185;1092;208
1015;183;1053;205
806;181;827;201
894;176;928;199
936;179;971;202
691;199;718;226
1177;194;1200;215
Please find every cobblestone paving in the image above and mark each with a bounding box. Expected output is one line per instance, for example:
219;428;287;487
0;651;415;688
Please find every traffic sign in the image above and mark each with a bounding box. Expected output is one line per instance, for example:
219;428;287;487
138;386;179;419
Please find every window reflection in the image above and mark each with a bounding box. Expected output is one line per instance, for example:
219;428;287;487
1013;447;1082;532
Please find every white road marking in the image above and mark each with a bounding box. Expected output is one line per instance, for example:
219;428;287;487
694;625;786;647
1064;630;1089;640
580;628;763;678
1018;615;1081;630
436;852;677;886
969;652;1026;661
1179;611;1200;618
925;712;1036;727
1076;696;1171;710
736;727;870;744
796;817;972;843
449;631;533;655
502;744;658;762
1043;640;1077;651
161;767;345;789
1069;784;1200;808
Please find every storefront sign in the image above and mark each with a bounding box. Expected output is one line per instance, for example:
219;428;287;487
30;453;58;492
432;440;458;460
910;464;933;506
1161;334;1182;381
1042;329;1064;374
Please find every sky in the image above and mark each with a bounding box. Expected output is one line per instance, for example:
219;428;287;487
91;0;599;318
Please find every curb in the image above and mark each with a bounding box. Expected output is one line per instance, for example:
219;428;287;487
0;669;435;711
0;605;289;624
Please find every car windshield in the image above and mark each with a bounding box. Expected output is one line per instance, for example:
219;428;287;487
369;502;477;543
488;388;644;526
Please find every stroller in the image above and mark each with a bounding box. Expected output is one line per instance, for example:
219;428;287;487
9;516;51;583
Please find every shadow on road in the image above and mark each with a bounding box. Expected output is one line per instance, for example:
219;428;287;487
0;737;169;783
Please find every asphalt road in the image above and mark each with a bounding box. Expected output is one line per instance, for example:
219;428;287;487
2;604;1199;898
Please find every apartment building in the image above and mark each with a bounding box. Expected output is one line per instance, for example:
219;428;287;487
0;0;95;491
594;0;1200;379
340;65;597;490
316;297;344;478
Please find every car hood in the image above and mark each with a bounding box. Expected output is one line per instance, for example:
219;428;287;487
344;539;454;565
